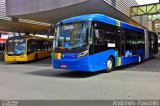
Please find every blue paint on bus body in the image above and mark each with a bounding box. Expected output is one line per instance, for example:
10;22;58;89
53;49;117;72
52;49;145;72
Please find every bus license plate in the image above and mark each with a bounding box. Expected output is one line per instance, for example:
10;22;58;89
12;57;17;61
60;65;67;68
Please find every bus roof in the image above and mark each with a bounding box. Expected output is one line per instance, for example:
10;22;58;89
58;14;144;33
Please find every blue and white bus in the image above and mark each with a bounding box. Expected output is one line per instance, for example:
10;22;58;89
51;14;158;72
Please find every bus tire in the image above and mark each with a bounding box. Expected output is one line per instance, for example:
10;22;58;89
106;56;115;73
138;55;142;63
35;54;38;61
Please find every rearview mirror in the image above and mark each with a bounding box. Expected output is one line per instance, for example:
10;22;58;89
48;25;56;37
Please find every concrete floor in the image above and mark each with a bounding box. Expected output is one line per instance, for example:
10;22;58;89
0;54;160;100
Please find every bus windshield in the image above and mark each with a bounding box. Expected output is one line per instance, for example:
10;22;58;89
55;21;89;49
6;38;26;55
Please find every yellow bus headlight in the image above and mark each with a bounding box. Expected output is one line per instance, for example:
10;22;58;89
21;54;26;58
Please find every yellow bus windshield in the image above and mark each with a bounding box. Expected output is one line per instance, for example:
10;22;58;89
6;38;26;55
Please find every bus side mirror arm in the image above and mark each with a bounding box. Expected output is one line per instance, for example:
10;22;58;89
48;24;56;37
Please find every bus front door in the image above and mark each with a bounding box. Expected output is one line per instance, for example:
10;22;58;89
117;29;125;56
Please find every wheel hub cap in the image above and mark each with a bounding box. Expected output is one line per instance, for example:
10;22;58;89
139;56;141;62
107;60;112;70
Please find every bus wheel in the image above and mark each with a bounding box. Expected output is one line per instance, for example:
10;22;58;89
138;55;142;63
35;54;38;61
106;57;114;72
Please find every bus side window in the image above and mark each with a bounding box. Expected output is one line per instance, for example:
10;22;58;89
45;42;48;50
95;29;105;44
105;26;116;48
37;41;40;51
34;41;37;51
27;40;33;53
27;42;30;52
50;42;52;50
28;40;37;53
137;32;145;50
125;30;132;51
38;41;43;51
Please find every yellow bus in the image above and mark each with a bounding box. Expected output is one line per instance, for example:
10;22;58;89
5;36;52;62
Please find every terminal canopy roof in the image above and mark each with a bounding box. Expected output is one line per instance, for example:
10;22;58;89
0;19;49;34
6;0;146;29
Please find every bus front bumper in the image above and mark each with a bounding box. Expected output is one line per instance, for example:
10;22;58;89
52;50;117;72
52;57;95;72
5;55;28;62
52;54;108;72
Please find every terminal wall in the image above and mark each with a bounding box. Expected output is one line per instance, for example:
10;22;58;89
105;0;148;28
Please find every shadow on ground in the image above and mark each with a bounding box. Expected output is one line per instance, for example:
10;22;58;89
24;69;104;78
24;56;160;78
1;57;52;67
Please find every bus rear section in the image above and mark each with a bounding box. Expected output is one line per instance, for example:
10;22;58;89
26;37;52;61
52;14;158;72
144;29;158;60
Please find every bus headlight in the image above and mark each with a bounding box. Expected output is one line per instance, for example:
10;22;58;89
21;54;26;58
77;50;89;58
